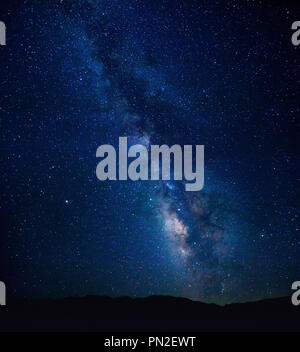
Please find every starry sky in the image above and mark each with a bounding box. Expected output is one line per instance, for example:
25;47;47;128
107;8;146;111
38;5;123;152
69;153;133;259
0;0;299;305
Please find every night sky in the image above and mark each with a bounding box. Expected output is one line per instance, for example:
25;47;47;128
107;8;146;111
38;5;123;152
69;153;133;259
0;0;299;305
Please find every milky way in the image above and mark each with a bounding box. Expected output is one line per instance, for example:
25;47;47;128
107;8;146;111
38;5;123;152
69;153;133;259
0;0;299;304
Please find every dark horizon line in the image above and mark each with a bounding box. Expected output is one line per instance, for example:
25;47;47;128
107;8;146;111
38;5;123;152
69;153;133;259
4;293;291;307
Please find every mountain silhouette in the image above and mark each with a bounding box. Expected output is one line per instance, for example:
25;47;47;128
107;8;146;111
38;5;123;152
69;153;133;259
0;295;298;331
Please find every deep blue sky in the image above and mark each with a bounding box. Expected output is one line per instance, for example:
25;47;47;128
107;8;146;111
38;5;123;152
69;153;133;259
0;0;299;304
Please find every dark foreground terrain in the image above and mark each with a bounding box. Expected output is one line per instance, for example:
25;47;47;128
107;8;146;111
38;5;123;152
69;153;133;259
0;295;298;331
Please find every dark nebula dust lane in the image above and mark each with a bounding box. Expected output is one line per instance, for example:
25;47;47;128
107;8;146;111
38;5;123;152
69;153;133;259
0;0;299;305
